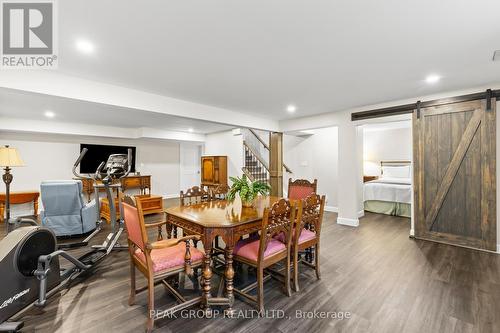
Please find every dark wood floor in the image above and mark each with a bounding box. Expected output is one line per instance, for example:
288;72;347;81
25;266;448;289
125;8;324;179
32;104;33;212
3;212;500;333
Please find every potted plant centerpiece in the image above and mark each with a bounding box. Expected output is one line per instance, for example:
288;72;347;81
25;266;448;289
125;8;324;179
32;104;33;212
227;175;271;208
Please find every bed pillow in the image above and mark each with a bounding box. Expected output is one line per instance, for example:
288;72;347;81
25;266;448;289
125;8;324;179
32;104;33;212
381;165;410;178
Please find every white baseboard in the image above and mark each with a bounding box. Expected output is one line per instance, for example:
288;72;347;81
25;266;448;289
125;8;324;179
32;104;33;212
324;206;338;212
324;207;365;219
337;217;359;227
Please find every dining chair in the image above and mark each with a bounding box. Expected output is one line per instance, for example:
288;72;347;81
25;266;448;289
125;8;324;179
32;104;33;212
287;178;318;200
210;184;230;200
178;186;210;246
180;186;210;206
291;194;325;292
232;198;296;312
121;194;204;332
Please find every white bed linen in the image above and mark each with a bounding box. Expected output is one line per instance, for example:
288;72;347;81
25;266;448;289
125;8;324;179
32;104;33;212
363;177;412;204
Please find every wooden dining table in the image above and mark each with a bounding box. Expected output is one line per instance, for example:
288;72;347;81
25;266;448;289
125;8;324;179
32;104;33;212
164;195;283;313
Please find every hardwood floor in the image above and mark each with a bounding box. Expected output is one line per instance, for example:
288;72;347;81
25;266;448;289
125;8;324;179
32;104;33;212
3;211;500;333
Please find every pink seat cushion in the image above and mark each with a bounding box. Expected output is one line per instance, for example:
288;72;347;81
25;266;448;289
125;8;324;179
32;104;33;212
233;237;286;262
275;228;316;244
134;242;204;273
289;186;315;200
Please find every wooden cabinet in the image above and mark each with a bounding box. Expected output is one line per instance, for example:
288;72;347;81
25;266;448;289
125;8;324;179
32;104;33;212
100;194;163;223
201;156;227;188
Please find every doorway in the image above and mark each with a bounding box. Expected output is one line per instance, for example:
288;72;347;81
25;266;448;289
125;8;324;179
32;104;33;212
180;143;202;191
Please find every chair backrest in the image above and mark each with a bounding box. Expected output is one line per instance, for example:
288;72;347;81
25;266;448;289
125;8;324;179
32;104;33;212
121;194;148;252
287;178;318;200
180;186;210;206
294;194;325;243
211;184;229;200
258;198;296;261
40;180;85;216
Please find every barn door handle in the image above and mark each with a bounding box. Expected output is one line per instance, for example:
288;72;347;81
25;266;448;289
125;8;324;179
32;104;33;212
486;89;492;111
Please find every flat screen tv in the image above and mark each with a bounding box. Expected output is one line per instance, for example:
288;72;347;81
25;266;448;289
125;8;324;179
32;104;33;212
79;144;137;174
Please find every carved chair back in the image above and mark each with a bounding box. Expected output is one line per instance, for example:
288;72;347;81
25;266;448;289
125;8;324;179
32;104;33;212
180;186;210;206
294;194;325;242
288;178;318;200
211;184;230;200
258;198;296;262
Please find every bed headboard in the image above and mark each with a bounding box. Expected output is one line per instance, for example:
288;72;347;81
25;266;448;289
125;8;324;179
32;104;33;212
380;160;411;175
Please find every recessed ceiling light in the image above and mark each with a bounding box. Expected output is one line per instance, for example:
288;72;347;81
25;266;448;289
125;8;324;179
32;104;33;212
286;105;297;113
425;74;441;84
188;128;194;133
44;110;55;118
76;39;95;54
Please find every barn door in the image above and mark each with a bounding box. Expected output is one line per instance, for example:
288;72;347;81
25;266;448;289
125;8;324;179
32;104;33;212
413;99;496;251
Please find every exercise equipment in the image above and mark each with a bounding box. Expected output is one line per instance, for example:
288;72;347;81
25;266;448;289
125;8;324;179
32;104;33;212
0;149;132;332
73;150;132;253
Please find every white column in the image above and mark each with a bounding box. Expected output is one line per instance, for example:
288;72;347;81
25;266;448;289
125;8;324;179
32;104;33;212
337;114;363;226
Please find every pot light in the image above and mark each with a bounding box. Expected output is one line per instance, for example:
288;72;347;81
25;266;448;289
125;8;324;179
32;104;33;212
76;39;95;54
44;110;55;118
425;74;441;84
188;128;194;133
286;105;297;113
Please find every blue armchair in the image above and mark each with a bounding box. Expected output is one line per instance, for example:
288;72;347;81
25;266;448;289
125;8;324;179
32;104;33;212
40;180;98;237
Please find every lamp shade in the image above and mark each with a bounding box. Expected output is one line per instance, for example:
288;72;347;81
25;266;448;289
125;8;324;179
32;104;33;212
0;145;25;167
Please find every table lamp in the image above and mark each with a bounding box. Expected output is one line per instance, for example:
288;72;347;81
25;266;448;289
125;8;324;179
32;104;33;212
0;145;25;225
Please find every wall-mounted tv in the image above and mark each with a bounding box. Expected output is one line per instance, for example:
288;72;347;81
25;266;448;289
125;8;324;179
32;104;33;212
79;144;137;174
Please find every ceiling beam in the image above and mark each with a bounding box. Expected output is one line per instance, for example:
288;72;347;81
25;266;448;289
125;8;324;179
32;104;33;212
0;71;280;132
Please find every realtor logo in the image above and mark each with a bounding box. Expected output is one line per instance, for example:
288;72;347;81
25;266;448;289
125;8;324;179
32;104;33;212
1;0;57;68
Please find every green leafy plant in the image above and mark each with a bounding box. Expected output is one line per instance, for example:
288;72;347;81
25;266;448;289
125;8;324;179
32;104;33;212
227;174;271;206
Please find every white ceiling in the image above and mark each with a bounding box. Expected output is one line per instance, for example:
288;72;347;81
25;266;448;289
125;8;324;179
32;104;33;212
0;89;233;134
50;0;500;121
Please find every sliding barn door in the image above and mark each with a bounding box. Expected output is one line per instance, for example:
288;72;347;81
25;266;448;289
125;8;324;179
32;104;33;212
413;99;496;251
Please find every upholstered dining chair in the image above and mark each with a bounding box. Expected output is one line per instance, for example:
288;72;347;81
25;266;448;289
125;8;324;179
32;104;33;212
287;178;318;200
178;186;210;246
121;195;204;332
290;194;325;292
232;198;297;312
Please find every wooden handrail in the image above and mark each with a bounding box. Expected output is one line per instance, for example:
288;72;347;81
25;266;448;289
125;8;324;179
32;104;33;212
249;128;270;150
241;167;255;181
243;140;269;171
247;129;293;173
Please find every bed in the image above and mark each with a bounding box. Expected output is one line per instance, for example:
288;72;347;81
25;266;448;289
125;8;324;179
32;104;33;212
363;161;412;218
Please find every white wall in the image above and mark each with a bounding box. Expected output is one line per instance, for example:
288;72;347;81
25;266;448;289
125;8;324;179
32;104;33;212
284;127;338;210
0;132;181;216
363;127;412;176
204;130;243;180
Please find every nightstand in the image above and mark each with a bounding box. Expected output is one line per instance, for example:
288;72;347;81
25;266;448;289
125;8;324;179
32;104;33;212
363;175;379;183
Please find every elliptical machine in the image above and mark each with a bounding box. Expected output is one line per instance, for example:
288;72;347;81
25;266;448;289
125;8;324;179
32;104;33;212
72;148;132;254
0;149;132;332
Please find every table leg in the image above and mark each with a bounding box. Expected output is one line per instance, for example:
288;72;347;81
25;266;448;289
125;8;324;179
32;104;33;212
201;241;213;313
224;245;235;316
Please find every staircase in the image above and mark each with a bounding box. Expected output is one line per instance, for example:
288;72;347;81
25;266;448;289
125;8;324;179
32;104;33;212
241;129;292;184
243;142;269;183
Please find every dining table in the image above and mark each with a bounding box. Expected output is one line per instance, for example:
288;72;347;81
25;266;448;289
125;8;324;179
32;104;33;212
164;195;284;313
